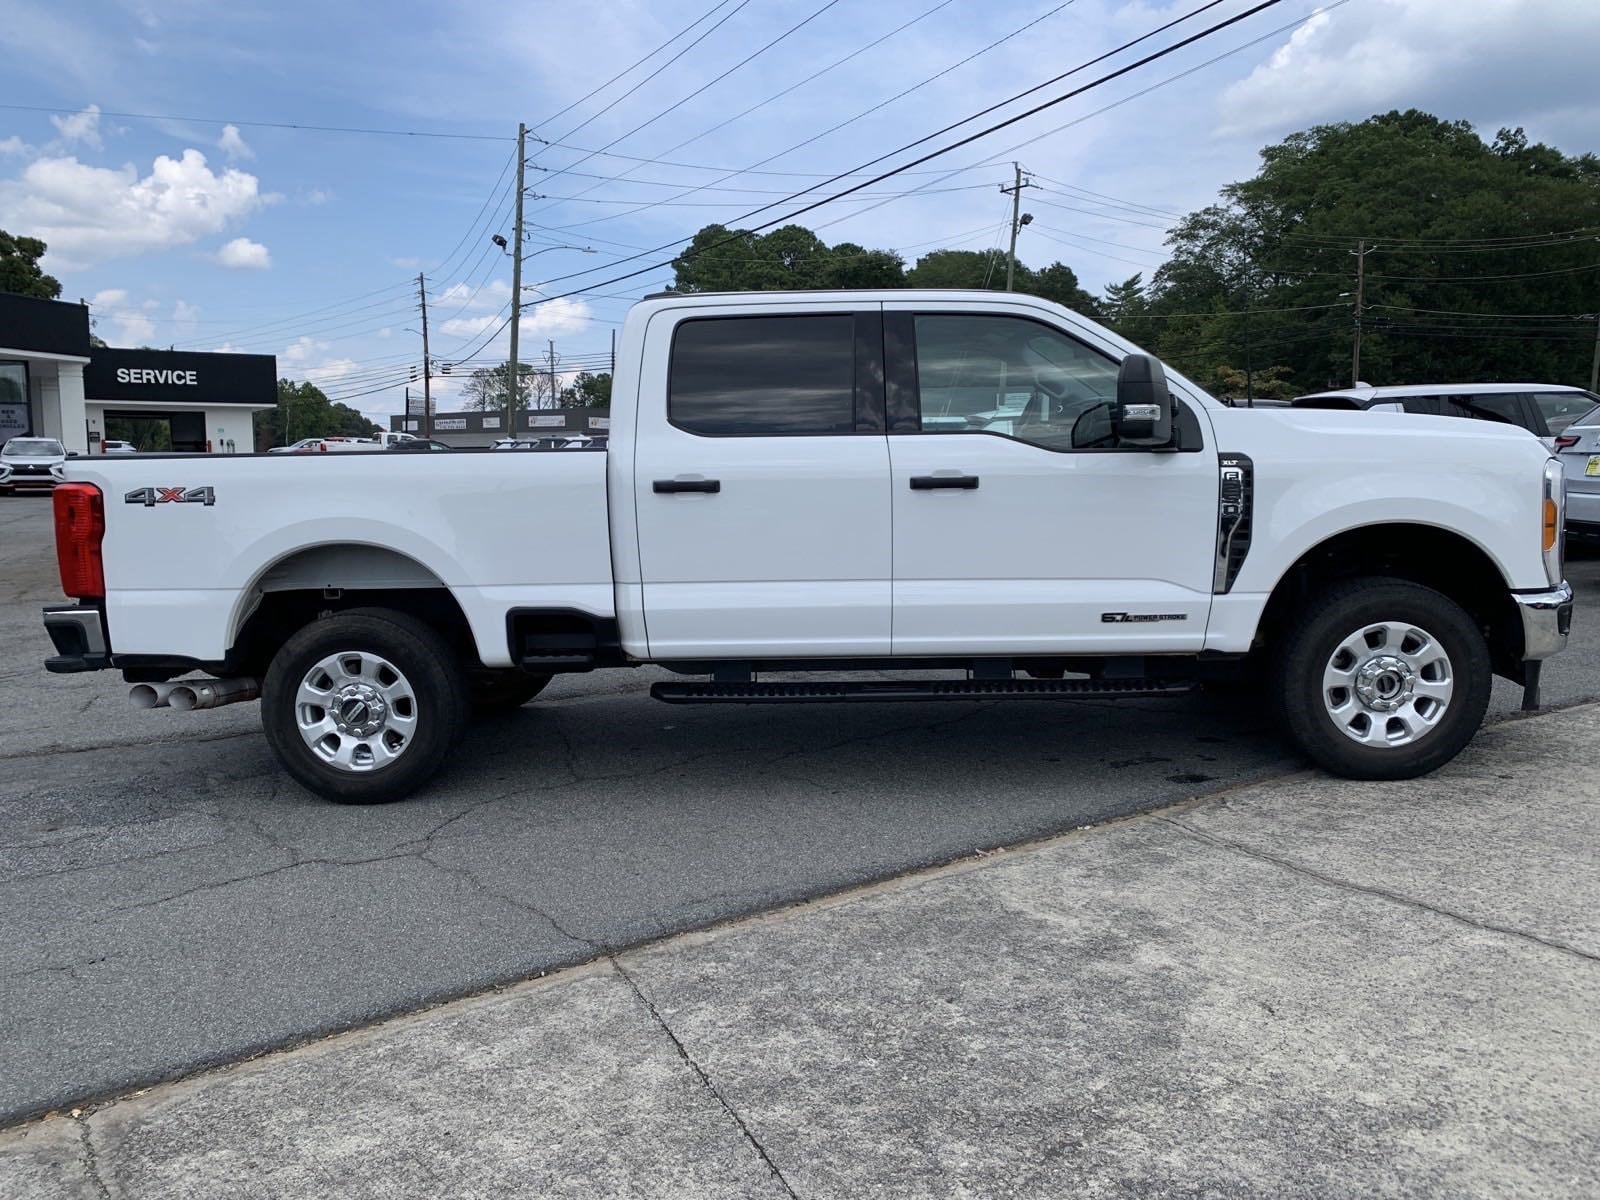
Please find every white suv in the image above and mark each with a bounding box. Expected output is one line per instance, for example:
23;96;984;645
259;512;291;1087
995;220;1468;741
1292;383;1597;450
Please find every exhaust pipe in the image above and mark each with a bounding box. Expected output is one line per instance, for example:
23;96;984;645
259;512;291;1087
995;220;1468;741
129;681;180;709
168;677;261;711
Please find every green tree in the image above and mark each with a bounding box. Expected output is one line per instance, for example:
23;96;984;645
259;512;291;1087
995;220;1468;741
254;379;380;448
904;248;1011;290
1148;110;1600;391
0;229;62;299
560;371;611;408
461;361;552;410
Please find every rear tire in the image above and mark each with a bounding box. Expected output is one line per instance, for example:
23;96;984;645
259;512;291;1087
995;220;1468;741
1273;578;1491;780
262;608;469;805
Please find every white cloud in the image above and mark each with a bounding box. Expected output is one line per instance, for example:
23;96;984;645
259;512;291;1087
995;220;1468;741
172;299;200;336
438;278;510;309
0;148;264;268
217;123;253;160
1217;0;1600;139
305;187;332;205
388;255;422;268
109;311;155;345
377;327;393;339
437;294;591;344
215;236;271;270
49;104;102;149
279;335;360;388
0;136;29;156
520;294;592;338
89;287;128;309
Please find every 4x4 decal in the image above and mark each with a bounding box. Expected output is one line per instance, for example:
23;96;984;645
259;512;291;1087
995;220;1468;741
124;486;216;507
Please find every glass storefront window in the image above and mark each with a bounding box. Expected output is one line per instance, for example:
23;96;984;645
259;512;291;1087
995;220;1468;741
0;362;30;447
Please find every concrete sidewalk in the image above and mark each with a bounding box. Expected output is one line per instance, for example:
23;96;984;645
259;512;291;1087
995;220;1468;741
4;707;1598;1199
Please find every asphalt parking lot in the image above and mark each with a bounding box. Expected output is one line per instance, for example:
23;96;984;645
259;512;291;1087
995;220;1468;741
3;494;1598;1127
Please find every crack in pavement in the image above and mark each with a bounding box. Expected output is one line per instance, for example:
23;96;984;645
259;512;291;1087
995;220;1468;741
74;1114;112;1200
106;848;426;916
612;958;801;1200
416;850;602;955
1161;816;1600;967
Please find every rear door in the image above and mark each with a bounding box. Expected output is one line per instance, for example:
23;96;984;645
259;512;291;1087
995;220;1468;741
631;303;892;658
882;301;1218;656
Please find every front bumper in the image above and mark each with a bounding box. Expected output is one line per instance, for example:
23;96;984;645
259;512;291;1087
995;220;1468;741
1513;582;1574;661
43;604;111;673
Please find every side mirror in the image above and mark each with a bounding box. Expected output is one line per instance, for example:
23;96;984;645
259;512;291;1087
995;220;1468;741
67;451;81;458
1113;354;1174;448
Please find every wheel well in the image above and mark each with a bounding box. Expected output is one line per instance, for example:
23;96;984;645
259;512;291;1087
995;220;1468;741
229;545;478;677
1258;524;1525;678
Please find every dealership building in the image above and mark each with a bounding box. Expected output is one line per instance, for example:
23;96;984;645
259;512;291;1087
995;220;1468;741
0;292;276;453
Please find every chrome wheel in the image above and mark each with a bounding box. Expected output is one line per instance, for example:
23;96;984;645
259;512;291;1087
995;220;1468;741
1322;620;1454;748
295;651;418;772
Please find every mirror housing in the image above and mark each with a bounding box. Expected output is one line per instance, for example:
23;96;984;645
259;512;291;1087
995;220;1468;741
67;451;81;458
1113;353;1174;448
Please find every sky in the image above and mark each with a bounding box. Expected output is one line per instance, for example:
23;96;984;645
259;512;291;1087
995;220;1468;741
1;0;1596;424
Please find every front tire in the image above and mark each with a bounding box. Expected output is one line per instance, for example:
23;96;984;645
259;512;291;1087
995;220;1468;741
262;608;469;804
1273;578;1491;780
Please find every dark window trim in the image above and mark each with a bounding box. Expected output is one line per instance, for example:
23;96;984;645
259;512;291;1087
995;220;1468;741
852;311;886;434
888;310;1203;455
666;312;878;440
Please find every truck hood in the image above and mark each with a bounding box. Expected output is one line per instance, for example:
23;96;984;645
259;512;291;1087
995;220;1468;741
1208;403;1549;460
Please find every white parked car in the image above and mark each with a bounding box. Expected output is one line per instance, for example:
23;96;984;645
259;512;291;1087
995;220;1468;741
0;436;69;493
1292;383;1597;451
41;290;1572;804
268;438;330;454
101;440;137;455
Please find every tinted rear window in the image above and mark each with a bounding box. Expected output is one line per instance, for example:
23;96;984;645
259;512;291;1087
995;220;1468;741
669;315;856;436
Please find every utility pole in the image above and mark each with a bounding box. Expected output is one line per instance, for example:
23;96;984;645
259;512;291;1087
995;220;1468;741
610;329;616;377
1001;162;1036;292
547;339;558;409
506;121;527;440
1350;239;1369;386
1588;315;1600;393
417;273;433;439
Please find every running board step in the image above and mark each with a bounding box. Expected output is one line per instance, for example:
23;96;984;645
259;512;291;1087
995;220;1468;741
650;678;1196;704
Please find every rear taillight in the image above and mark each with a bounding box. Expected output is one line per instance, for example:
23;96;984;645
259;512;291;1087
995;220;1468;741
1554;435;1580;451
53;483;105;599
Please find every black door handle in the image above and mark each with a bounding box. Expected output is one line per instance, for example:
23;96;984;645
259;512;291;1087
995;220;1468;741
909;474;979;490
653;478;721;494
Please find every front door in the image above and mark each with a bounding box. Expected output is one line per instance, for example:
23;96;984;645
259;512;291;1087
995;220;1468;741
884;304;1219;656
632;305;892;658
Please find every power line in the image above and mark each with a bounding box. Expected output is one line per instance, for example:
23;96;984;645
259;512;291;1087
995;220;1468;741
535;0;739;133
535;0;1088;233
0;102;510;140
528;0;847;206
526;0;1267;299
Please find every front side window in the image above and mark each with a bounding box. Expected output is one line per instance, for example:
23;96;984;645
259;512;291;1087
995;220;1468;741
669;314;856;436
912;314;1121;451
1531;392;1598;436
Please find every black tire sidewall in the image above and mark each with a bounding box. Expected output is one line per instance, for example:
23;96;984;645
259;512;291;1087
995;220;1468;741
262;609;468;804
1276;579;1491;780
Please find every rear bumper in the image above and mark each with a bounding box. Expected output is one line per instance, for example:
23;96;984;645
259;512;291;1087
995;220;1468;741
1565;488;1600;530
42;604;111;673
1512;582;1573;661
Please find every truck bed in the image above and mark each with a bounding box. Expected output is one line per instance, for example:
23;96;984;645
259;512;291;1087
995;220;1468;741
65;449;614;668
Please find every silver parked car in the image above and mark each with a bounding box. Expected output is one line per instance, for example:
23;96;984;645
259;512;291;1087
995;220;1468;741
0;436;69;494
1554;409;1600;540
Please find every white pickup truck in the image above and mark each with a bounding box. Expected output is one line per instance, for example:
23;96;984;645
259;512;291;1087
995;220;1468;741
43;289;1573;803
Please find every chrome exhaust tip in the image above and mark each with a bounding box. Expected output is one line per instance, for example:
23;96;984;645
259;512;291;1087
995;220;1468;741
168;678;261;711
129;682;177;709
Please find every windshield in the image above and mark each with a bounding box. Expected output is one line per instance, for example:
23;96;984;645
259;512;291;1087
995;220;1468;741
4;438;64;456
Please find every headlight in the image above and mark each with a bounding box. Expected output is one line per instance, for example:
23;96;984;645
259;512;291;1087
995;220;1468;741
1543;457;1565;586
0;464;10;483
50;462;68;482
